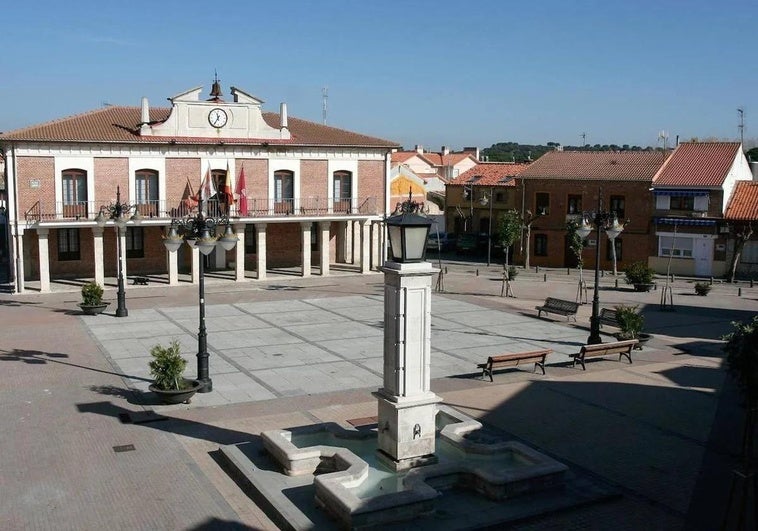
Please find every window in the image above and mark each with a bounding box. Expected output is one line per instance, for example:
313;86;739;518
58;228;80;261
244;225;257;253
606;237;622;261
135;169;159;217
669;196;694;211
274;170;294;214
659;235;693;258
311;222;319;251
535;193;550;215
495;191;506;203
125;227;144;259
62;169;88;218
535;234;548;256
741;241;758;264
333;171;352;212
567;195;582;214
609;195;625;219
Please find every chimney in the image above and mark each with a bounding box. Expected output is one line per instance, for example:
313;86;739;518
140;97;150;125
441;145;450;156
280;103;288;129
415;145;424;154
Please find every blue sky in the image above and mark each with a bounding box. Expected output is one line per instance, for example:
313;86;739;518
2;0;756;151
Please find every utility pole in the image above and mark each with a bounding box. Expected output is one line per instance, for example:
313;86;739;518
738;107;745;146
581;132;586;146
322;87;328;125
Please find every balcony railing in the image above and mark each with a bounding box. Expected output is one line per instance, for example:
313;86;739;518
24;196;380;222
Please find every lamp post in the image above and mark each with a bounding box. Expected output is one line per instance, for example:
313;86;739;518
95;186;142;317
575;188;624;345
163;197;238;393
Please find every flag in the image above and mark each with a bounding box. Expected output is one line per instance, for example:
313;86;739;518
236;166;248;216
222;162;234;206
200;165;216;202
182;176;199;211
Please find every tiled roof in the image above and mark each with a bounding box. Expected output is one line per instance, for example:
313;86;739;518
0;106;399;148
419;152;476;167
518;151;666;181
391;151;417;164
653;142;741;187
725;181;758;220
455;162;530;186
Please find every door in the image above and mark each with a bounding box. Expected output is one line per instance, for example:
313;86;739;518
693;237;713;277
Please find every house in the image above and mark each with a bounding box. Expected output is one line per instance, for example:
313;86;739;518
517;151;666;269
723;180;758;280
392;146;479;181
445;162;530;256
0;79;398;293
650;142;752;277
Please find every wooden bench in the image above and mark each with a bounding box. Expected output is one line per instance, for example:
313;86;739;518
536;297;579;321
569;339;639;370
132;276;149;285
598;308;619;328
477;349;552;381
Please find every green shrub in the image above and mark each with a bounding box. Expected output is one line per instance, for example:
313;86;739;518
148;340;188;391
694;282;711;296
624;261;654;285
81;282;104;306
507;265;518;280
724;316;758;405
615;304;644;339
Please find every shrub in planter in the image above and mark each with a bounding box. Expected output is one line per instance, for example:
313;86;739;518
624;261;655;286
81;282;104;306
149;339;192;391
694;282;712;296
614;304;645;340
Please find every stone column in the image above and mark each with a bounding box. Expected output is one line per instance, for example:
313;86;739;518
319;221;330;276
37;228;50;293
234;223;246;282
255;223;267;281
14;228;24;293
300;222;311;277
92;226;105;287
359;220;370;274
167;246;179;285
336;221;347;264
374;260;441;471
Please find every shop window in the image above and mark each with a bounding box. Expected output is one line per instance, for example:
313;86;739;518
126;227;144;259
58;228;80;261
659;235;693;258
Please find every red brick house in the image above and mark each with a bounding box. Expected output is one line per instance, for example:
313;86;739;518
0;80;398;293
516;151;667;270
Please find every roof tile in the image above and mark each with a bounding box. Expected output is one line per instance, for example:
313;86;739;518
455;162;531;186
518;150;666;181
653;142;740;187
725;181;758;220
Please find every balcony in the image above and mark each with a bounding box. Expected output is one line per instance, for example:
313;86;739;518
24;196;380;223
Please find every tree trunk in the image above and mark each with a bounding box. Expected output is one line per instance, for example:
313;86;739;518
524;224;532;269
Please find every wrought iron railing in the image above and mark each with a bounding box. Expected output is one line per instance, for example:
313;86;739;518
22;197;381;222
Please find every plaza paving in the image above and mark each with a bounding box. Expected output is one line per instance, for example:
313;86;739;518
2;265;757;530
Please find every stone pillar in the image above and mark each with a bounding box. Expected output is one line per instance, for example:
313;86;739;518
336;221;347;263
92;226;105;287
255;223;267;281
374;260;441;471
214;243;225;270
319;221;330;276
14;228;24;293
37;228;50;293
191;246;200;285
167;246;179;286
234;223;246;282
359;220;370;274
301;222;311;277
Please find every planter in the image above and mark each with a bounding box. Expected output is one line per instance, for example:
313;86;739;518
149;379;202;405
633;283;654;292
614;332;652;350
79;303;109;315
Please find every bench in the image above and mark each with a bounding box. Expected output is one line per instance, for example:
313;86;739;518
132;276;149;285
536;297;579;321
477;349;552;381
569;339;639;370
598;308;619;328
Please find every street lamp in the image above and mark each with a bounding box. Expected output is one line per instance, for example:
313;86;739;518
386;191;432;263
163;197;238;392
95;186;142;317
575;188;624;344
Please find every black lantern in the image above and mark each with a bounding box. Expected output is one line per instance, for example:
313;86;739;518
386;191;432;263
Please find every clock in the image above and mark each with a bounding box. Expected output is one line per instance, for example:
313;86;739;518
208;108;228;128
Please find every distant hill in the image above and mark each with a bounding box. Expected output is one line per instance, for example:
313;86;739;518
481;142;658;163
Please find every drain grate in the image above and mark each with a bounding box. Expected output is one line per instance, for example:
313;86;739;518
113;444;136;453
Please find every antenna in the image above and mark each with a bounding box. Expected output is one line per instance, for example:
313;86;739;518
738;107;745;146
581;132;586;146
322;87;328;125
658;130;669;150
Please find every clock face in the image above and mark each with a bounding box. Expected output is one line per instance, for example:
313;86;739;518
208;108;228;128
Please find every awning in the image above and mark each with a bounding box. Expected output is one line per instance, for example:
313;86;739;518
652;189;709;197
654;217;716;226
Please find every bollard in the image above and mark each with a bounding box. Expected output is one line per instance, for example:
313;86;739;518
543;273;547;282
739;287;742;297
601;270;605;277
535;266;539;273
709;276;713;285
476;269;479;276
615;279;618;288
445;267;448;274
751;279;754;288
567;268;570;275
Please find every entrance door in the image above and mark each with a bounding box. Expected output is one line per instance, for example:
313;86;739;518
693;238;714;277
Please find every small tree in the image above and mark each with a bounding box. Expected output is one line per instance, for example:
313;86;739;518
728;223;754;283
521;210;544;270
496;209;522;271
566;219;587;303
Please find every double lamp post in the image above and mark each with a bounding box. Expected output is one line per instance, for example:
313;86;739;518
575;189;625;345
163;198;238;393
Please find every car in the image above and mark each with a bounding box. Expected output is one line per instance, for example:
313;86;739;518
426;232;457;252
455;233;477;253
